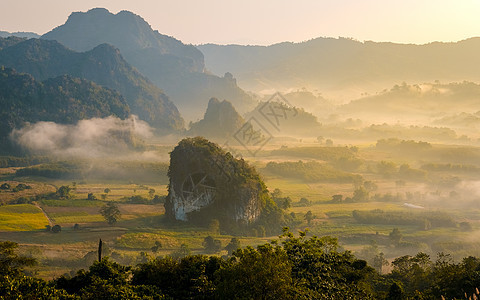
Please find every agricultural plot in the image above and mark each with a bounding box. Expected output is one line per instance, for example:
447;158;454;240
0;204;49;231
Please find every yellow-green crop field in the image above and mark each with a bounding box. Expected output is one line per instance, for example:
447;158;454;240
0;204;49;231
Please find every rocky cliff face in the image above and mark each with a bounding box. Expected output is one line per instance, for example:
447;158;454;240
165;137;268;225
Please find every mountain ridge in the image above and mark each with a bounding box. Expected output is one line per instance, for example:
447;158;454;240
198;36;480;98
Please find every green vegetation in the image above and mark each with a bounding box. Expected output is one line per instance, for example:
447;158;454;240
15;160;169;183
270;146;357;162
264;160;362;183
4;230;480;299
352;210;456;228
0;67;130;149
0;156;51;167
100;202;121;225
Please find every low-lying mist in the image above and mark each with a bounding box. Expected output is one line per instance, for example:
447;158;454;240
10;115;160;160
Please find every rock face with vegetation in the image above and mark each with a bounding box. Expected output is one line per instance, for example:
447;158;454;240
165;137;270;226
188;98;244;139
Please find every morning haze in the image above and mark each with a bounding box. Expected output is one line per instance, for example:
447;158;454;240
1;2;480;299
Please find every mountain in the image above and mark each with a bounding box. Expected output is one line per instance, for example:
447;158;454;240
198;37;480;99
0;31;40;39
188;98;244;139
42;8;256;121
0;37;184;131
0;66;130;143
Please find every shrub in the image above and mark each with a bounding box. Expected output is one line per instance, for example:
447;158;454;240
51;225;61;233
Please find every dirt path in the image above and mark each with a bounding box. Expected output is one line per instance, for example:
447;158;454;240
33;202;54;226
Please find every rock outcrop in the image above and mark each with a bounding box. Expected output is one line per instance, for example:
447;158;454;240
188;98;244;140
165;137;269;224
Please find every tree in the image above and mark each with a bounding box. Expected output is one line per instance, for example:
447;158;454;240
460;221;472;231
377;161;397;178
215;243;293;299
203;236;221;254
386;282;404;300
389;228;403;246
209;219;220;234
148;188;155;199
316;136;324;143
225;238;241;256
152;195;164;204
331;194;343;203
104;188;111;194
280;197;292;209
56;185;73;199
299;197;311;206
279;229;375;299
87;192;97;200
171;244;191;259
352;186;369;202
373;252;389;274
151;241;162;253
0;241;36;276
100;202;121;225
0;183;10;190
363;181;378;192
272;188;283;199
305;211;314;226
51;224;61;233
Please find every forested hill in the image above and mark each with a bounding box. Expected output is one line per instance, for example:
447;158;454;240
0;67;130;141
42;8;256;121
0;37;184;131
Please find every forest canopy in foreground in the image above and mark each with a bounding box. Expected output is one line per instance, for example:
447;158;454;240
1;229;480;299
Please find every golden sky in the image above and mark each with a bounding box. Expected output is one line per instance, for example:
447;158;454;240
1;0;480;45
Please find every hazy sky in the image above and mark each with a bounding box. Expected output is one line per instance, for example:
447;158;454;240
1;0;480;45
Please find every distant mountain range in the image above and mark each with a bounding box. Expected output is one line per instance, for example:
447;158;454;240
0;67;130;143
0;37;184;131
0;31;39;39
198;37;480;98
42;8;256;121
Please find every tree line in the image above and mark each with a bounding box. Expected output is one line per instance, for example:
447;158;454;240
3;228;480;299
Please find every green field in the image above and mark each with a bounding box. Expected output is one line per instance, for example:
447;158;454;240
0;204;49;231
